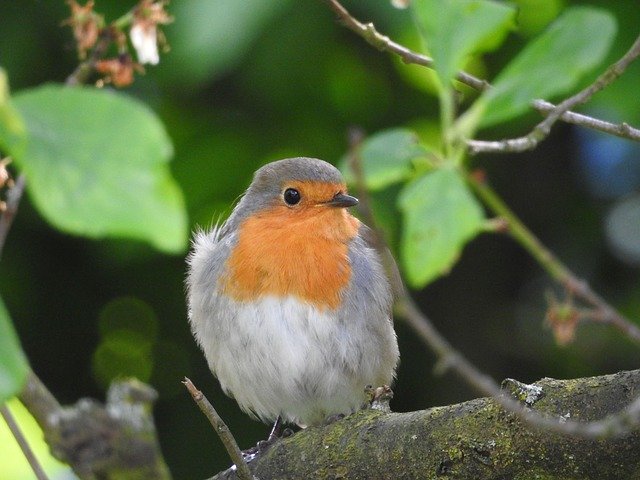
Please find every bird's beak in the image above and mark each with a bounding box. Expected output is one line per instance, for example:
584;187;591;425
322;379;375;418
326;192;359;208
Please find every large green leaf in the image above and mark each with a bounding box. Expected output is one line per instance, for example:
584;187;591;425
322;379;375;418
0;297;29;403
11;85;188;253
342;128;428;191
477;7;616;127
413;0;515;86
398;167;484;287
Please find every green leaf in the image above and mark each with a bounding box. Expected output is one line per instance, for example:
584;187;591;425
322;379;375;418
162;0;291;87
0;297;29;403
478;7;617;127
11;85;188;253
342;128;427;190
0;68;26;158
413;0;515;86
398;167;484;287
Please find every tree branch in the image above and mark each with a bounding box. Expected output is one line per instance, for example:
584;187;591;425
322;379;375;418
340;135;640;444
18;372;171;479
183;378;253;480
0;173;25;260
533;99;640;142
211;370;640;479
468;33;640;153
66;28;115;86
322;0;490;91
321;0;640;145
0;403;49;480
467;174;640;344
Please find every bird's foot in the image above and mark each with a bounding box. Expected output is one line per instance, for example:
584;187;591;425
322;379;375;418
241;418;294;461
242;439;274;461
364;384;394;413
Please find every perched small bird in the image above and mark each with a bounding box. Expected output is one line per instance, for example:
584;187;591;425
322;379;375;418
187;157;399;429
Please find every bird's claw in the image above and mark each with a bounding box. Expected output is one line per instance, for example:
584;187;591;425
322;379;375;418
364;384;393;413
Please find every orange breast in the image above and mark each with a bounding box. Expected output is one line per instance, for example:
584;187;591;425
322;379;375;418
222;204;360;310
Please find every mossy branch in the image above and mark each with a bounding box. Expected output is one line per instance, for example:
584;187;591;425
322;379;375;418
211;369;640;480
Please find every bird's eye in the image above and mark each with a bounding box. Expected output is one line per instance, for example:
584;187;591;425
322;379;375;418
283;188;301;206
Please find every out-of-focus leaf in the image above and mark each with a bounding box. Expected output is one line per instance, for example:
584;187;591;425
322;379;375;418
13;85;188;253
92;331;154;389
0;68;26;158
0;296;29;403
477;7;616;127
342;128;428;190
398;167;484;287
510;0;564;37
162;0;291;87
412;0;515;86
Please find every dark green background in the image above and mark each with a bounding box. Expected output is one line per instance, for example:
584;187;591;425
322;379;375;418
1;1;639;477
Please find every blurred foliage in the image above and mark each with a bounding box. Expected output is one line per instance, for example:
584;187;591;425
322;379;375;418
0;296;28;403
0;0;639;478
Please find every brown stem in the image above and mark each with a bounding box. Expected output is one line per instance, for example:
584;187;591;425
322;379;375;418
468;34;640;153
322;0;489;91
321;0;640;145
347;134;640;437
0;174;25;260
533;100;640;142
66;28;115;86
0;403;49;480
183;378;253;480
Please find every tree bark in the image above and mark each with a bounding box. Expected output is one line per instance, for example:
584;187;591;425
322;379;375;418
212;369;640;480
19;373;171;480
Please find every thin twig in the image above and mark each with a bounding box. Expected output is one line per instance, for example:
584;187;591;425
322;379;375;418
0;404;49;480
0;174;26;260
468;34;640;154
467;174;640;343
182;378;254;480
347;127;403;299
66;28;115;86
395;294;640;437
323;0;640;346
347;127;375;227
346;144;640;437
533;100;640;142
322;0;640;145
323;0;490;91
17;371;63;433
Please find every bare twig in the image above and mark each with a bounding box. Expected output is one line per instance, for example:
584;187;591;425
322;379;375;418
467;174;640;344
0;174;26;260
0;403;49;480
396;293;640;438
66;28;115;86
183;378;254;480
323;0;640;346
533;100;640;142
468;34;640;154
322;0;640;145
18;372;63;432
347;141;640;438
346;127;374;226
322;0;490;91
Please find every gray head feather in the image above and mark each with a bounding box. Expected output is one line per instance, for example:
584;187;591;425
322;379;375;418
220;158;344;235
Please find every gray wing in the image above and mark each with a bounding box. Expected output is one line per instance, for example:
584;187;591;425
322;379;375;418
356;223;404;302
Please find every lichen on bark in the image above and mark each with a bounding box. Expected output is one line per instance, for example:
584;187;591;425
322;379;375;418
211;369;640;480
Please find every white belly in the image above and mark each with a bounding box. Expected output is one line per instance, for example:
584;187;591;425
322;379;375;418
200;295;395;426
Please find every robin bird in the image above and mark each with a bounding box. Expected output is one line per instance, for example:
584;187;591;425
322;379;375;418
187;157;399;430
